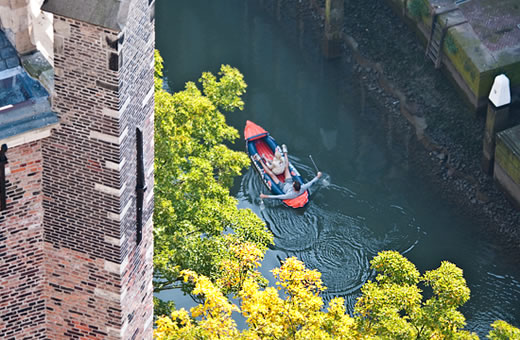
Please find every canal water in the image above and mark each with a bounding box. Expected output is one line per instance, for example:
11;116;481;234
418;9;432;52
156;0;520;335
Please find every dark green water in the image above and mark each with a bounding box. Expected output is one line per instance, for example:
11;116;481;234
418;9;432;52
155;0;520;335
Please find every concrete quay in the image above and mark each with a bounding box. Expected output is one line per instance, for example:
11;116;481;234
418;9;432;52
387;0;520;110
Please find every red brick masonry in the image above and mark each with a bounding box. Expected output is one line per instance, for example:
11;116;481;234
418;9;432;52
0;0;154;338
0;142;46;339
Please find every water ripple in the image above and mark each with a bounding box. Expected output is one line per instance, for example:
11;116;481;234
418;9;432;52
240;163;421;309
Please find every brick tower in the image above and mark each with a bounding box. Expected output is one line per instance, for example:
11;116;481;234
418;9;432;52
40;0;155;338
0;0;155;338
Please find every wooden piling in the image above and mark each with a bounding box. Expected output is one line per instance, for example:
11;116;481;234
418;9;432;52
322;0;344;59
482;74;511;174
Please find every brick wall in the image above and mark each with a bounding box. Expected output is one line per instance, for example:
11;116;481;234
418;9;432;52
43;243;122;339
42;16;123;338
40;0;155;338
0;141;46;339
44;16;121;262
117;0;155;337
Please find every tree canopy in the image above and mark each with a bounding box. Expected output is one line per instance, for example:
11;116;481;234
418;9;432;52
153;50;273;303
155;254;358;340
154;250;520;339
355;251;474;339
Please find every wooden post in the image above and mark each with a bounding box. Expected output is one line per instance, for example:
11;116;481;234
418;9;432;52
482;74;511;174
322;0;344;59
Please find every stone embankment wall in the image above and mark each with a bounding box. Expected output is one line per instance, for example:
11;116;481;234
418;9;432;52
386;0;520;110
495;126;520;209
256;0;520;236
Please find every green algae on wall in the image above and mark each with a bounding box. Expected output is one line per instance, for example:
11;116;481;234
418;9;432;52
496;127;520;186
367;0;520;107
407;0;430;21
442;27;483;97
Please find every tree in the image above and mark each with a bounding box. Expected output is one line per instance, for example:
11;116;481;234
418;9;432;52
155;256;358;339
488;320;520;340
355;250;477;339
154;250;520;339
153;50;273;301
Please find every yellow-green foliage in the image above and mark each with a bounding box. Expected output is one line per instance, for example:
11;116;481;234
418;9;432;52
155;256;358;340
488;320;520;339
153;49;273;298
355;251;475;339
152;49;520;339
155;250;520;339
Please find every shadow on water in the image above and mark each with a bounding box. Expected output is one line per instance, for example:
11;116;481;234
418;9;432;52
156;0;520;335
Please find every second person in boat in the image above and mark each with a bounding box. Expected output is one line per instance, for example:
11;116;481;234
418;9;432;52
258;144;322;200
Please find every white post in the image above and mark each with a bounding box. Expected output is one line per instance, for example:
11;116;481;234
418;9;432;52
482;74;511;174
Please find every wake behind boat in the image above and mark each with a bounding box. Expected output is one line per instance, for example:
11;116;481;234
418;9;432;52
244;120;309;208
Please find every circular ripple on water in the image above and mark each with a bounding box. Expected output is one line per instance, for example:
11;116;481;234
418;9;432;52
295;213;372;297
322;182;421;257
238;167;319;251
239;161;421;300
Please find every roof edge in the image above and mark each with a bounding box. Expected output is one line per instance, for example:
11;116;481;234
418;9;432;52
42;0;133;31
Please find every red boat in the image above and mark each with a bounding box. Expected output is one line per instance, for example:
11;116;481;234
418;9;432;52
244;120;309;208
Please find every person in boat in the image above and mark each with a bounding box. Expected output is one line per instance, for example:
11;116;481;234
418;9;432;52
265;147;286;175
258;145;322;200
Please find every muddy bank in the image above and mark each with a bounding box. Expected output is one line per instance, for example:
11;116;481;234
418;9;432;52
254;0;520;250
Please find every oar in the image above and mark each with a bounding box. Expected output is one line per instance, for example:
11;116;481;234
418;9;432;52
309;155;330;186
309;154;319;172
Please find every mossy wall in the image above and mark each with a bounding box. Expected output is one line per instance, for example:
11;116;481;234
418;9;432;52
495;136;520;185
377;0;520;106
448;49;520;101
442;29;482;97
408;0;432;25
497;59;520;90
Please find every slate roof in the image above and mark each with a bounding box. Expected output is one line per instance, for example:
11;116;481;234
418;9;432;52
42;0;132;31
0;98;58;141
0;30;57;142
0;32;20;72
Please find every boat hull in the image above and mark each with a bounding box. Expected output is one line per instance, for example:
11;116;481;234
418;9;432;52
244;120;309;208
